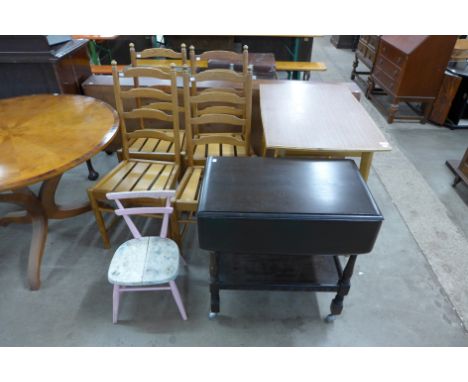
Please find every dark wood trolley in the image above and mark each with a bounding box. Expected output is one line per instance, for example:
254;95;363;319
197;157;384;322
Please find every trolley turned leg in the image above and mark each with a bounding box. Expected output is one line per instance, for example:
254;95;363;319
325;255;357;323
351;54;358;80
209;251;220;319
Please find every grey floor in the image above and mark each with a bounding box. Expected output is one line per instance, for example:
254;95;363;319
1;37;468;346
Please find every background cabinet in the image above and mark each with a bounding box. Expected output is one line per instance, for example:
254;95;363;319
351;35;380;85
367;35;457;123
0;36;91;99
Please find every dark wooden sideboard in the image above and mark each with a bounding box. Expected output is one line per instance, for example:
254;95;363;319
366;35;457;123
0;36;91;98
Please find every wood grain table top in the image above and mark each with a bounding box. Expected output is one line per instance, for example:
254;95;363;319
260;82;391;153
0;94;119;192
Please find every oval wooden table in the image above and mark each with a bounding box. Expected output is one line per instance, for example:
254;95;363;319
0;94;119;290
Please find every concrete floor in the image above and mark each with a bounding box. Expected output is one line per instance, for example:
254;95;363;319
1;36;468;346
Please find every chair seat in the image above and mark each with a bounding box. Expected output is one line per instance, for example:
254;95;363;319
108;236;180;286
192;132;247;164
118;130;186;161
175;166;205;213
92;159;179;198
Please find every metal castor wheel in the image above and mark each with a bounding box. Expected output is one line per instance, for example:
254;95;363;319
208;311;218;320
324;314;337;323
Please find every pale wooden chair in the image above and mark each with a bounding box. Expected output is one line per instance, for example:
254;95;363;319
190;45;249;75
88;62;182;249
183;65;253;165
173;65;253;234
114;43;186;162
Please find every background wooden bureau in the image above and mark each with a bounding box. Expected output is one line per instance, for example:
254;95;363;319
367;35;457;123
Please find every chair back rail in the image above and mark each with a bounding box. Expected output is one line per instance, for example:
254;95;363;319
106;190;175;239
190;45;248;76
196;106;244;116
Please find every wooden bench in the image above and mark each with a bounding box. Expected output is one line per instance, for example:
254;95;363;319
275;61;327;80
91;64;125;74
91;60;328;79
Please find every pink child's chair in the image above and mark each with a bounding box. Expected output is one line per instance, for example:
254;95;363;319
106;190;187;324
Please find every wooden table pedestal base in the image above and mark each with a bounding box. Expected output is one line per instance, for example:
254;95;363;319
0;175;90;290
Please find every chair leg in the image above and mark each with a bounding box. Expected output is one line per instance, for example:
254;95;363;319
169;280;187;320
113;284;121;324
170;210;186;263
88;190;111;249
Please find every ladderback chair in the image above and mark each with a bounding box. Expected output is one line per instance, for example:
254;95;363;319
173;65;253;236
183;66;253;166
114;43;186;162
106;190;187;324
190;45;249;75
88;62;182;248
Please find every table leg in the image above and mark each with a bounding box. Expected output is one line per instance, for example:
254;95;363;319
261;134;267;157
39;175;91;219
209;251;220;318
86;159;99;181
0;188;48;290
1;175;92;290
325;255;357;322
359;152;374;182
351;53;358;80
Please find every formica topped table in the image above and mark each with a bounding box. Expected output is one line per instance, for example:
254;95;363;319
260;82;391;181
197;157;384;321
0;94;119;289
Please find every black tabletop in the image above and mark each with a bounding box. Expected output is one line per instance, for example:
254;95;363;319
198;157;381;219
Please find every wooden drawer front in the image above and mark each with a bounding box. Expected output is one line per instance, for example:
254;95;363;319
374;56;402;81
360;35;371;44
379;42;406;66
373;67;398;94
357;42;377;68
368;36;380;49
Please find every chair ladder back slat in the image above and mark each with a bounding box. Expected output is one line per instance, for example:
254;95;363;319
191;91;245;105
120;88;172;101
123;67;172;80
124;108;173;122
191;114;245;126
197;106;244;117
